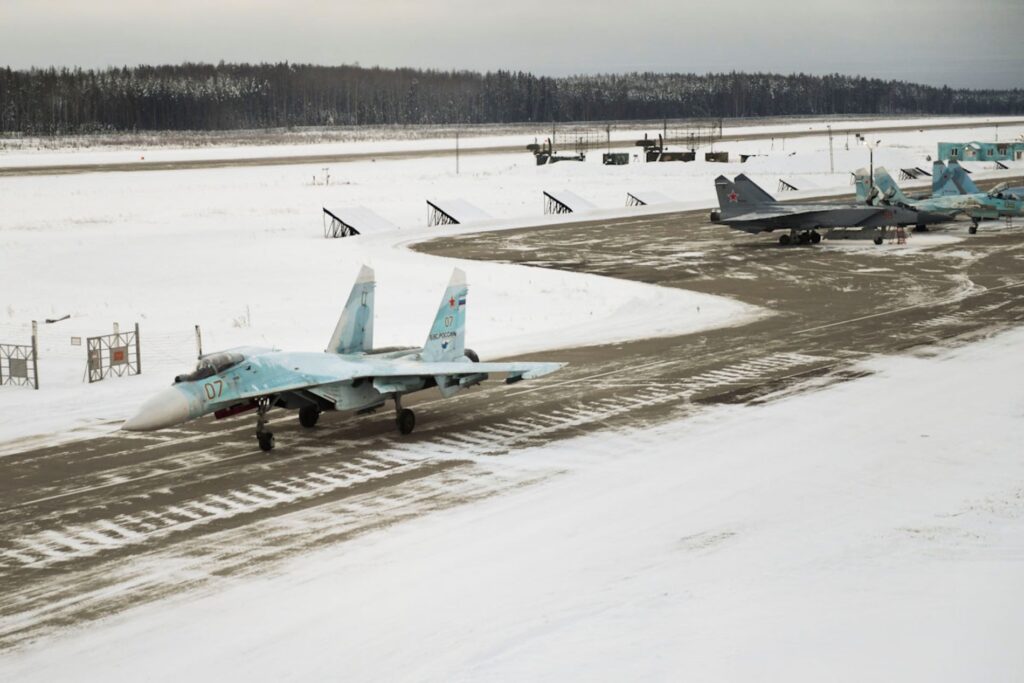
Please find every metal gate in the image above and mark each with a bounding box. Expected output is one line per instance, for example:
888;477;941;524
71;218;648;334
87;323;141;383
0;342;38;389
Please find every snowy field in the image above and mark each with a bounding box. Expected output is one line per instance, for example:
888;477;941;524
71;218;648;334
1;114;1020;166
3;116;1024;447
2;325;1021;682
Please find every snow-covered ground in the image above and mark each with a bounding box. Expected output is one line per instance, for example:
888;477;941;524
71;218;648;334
2;324;1021;682
1;114;1019;167
3;116;1024;447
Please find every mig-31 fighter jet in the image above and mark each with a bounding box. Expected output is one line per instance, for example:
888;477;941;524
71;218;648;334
123;266;564;451
711;174;933;245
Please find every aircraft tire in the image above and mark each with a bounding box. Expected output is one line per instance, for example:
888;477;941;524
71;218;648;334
299;405;320;428
810;231;822;244
397;408;416;435
258;432;275;452
778;234;791;246
969;225;978;235
873;236;884;245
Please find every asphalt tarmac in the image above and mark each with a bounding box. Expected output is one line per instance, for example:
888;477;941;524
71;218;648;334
1;199;1023;650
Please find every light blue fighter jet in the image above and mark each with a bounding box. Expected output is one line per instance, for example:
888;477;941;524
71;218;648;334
123;267;564;451
856;162;1024;234
932;160;1024;231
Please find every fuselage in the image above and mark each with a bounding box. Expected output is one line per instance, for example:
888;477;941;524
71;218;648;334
899;189;1023;220
123;346;428;431
714;203;923;234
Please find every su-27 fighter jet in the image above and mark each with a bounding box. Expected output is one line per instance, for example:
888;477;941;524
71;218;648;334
855;161;1024;234
123;266;564;451
932;159;1024;201
711;174;926;245
930;160;1024;232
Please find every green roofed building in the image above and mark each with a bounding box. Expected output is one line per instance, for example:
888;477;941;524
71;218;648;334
938;141;1024;162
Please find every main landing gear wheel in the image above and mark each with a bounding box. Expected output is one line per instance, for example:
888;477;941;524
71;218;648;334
299;405;320;428
873;235;884;245
255;398;275;452
778;233;792;246
810;230;822;244
969;222;978;235
397;408;416;435
393;395;416;435
913;224;929;233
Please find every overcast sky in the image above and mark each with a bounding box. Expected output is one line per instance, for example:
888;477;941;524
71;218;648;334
2;0;1022;88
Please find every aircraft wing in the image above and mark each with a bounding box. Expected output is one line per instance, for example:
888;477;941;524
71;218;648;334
723;208;805;222
372;360;564;380
728;205;900;225
723;203;854;222
365;361;563;397
224;352;563;403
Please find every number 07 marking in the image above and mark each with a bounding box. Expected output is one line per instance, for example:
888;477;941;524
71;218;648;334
204;380;224;399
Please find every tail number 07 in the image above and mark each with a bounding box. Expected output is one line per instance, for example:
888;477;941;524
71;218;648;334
204;380;224;399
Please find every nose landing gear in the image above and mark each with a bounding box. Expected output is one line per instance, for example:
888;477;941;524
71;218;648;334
255;398;275;452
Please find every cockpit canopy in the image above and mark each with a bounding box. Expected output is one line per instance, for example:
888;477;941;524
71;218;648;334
988;183;1020;201
174;352;245;383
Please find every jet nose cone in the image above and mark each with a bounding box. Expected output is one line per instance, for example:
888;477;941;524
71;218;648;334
122;386;191;431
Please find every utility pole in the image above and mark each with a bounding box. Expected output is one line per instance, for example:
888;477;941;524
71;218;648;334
31;320;39;390
134;322;141;375
868;138;881;197
827;124;834;174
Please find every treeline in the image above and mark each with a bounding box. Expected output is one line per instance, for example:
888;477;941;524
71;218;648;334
1;62;1022;134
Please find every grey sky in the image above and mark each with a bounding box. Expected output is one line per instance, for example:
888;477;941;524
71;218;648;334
2;0;1022;88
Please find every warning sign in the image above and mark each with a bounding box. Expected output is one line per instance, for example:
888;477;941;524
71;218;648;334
109;346;128;365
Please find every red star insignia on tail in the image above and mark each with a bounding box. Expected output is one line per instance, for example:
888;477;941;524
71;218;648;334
449;297;456;308
728;191;739;203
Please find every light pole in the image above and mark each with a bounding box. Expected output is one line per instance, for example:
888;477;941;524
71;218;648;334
859;136;881;204
868;138;881;186
827;124;834;174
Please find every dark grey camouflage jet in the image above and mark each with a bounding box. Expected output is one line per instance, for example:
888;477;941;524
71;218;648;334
711;174;923;245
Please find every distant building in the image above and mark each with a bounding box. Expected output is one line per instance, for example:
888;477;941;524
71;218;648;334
938;141;1024;162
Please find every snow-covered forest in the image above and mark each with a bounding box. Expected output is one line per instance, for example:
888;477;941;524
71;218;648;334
2;62;1023;134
